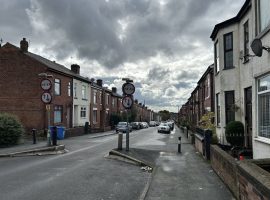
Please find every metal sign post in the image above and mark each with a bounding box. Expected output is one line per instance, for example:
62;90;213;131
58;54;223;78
121;78;135;152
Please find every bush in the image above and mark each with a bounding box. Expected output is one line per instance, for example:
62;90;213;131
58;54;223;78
0;113;24;146
199;112;218;144
225;121;244;146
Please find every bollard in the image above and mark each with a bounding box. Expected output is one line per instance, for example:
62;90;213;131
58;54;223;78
178;136;181;153
52;126;57;146
32;129;37;144
47;129;51;146
186;127;188;138
84;122;89;134
118;131;123;150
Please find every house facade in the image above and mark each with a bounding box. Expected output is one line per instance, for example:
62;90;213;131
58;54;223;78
0;39;73;132
210;0;270;158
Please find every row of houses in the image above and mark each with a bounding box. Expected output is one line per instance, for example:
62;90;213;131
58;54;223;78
0;39;158;135
179;0;270;159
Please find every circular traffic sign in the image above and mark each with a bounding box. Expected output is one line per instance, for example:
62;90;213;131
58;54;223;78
41;92;52;104
122;96;133;109
122;83;135;95
40;79;52;91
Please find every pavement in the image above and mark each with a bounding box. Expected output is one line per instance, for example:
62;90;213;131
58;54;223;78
110;126;235;200
0;130;117;157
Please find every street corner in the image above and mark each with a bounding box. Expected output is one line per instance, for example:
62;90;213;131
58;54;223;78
107;149;154;171
0;144;68;158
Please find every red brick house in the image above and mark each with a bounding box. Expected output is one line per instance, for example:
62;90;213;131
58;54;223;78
0;39;73;133
90;80;103;130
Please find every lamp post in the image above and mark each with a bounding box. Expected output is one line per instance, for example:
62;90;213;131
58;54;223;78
38;73;53;146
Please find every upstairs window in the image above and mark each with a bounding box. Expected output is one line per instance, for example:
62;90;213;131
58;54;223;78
224;32;233;69
214;41;220;73
68;82;71;97
243;21;249;62
94;91;97;104
54;79;61;96
259;0;270;32
74;83;77;98
82;85;86;100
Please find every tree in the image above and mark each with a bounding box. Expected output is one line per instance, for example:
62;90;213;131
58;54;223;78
158;110;170;121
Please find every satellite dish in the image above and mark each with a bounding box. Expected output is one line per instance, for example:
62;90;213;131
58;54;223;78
251;38;263;57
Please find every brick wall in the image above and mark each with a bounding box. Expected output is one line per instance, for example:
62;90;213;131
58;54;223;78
211;145;270;200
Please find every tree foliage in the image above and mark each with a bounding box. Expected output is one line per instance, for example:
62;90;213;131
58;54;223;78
158;110;170;121
0;113;24;146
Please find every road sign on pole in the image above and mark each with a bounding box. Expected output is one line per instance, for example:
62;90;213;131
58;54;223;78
122;82;135;95
41;92;52;104
40;79;52;91
122;95;133;109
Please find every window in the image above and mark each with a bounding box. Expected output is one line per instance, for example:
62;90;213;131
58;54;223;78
106;94;109;105
54;105;63;123
214;41;220;73
93;110;97;123
54;79;61;95
216;94;220;125
68;82;71;97
94;91;97;104
80;107;86;118
112;98;115;108
205;76;210;99
225;91;235;124
74;83;77;98
243;21;249;62
224;33;233;69
258;75;270;139
82;85;86;99
259;0;270;32
99;92;102;105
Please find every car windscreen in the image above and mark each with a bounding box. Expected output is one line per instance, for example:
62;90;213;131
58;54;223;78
118;122;127;125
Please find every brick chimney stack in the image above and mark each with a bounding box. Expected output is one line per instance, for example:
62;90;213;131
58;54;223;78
71;64;80;74
97;79;103;87
20;38;28;52
112;87;117;93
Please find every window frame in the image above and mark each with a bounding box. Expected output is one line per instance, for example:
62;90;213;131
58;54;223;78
216;93;220;126
82;85;87;100
257;74;270;140
93;91;97;104
214;40;220;74
258;0;270;33
225;90;235;125
68;82;71;97
243;20;249;63
80;106;87;118
223;32;234;69
54;79;61;96
54;105;63;123
93;110;97;123
74;82;77;98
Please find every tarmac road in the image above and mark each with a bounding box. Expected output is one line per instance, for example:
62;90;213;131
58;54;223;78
0;128;156;200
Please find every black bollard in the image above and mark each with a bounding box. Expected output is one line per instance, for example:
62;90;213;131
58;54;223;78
32;129;37;144
118;131;123;150
52;126;57;146
178;136;181;153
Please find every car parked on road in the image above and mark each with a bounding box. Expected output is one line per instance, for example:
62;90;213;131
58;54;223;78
116;122;132;133
130;122;141;130
166;121;174;130
157;122;171;134
140;122;149;128
149;121;157;127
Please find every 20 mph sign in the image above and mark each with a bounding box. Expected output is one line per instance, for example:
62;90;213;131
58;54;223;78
40;79;52;91
122;83;135;95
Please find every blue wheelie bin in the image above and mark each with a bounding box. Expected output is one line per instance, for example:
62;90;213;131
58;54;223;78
50;126;65;140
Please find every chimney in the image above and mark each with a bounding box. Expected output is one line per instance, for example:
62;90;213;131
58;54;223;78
97;79;103;87
71;64;80;74
20;38;28;52
112;87;117;93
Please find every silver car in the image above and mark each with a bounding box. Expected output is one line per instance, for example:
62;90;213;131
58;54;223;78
116;122;132;133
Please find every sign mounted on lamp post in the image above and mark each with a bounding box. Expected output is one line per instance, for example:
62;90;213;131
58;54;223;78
122;95;133;109
122;82;135;95
41;92;52;104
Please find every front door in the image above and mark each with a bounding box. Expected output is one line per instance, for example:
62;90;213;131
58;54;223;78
244;87;252;148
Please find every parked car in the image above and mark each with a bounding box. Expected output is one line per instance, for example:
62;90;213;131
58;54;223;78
130;122;141;130
157;123;171;134
140;122;149;128
149;121;157;127
116;122;132;133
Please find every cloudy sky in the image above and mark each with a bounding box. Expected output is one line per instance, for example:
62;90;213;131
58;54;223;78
0;0;245;112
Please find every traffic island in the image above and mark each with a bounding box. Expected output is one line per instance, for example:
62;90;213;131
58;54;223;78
0;144;67;157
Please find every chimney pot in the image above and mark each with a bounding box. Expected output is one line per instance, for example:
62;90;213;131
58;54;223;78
20;38;28;52
71;64;80;74
112;87;117;93
97;79;103;87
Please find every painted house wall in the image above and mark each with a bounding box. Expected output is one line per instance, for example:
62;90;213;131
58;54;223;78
72;78;91;127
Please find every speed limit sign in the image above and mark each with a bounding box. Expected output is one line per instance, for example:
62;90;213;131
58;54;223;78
122;83;135;95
